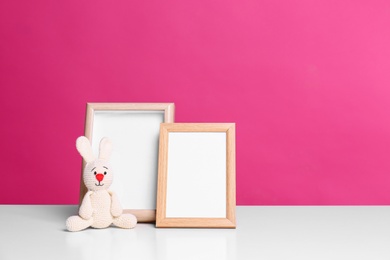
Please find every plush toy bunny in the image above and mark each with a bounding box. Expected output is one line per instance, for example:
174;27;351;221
66;136;137;232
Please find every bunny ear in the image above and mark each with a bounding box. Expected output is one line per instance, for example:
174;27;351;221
99;137;112;161
76;136;95;163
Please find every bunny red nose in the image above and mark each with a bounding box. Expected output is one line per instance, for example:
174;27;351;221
95;173;104;182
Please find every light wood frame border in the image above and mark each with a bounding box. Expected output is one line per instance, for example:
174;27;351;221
156;123;236;228
79;102;175;223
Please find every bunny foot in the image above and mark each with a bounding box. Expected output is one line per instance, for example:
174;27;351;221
113;214;137;229
66;215;94;232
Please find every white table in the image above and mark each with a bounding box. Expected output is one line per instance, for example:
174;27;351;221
1;206;389;260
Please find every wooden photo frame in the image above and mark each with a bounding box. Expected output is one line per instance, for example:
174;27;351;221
80;103;175;222
156;123;236;228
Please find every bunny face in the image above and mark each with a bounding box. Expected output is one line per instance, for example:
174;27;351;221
76;136;114;191
83;159;113;191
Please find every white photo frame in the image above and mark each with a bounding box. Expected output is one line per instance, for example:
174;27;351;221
156;123;236;228
80;103;175;222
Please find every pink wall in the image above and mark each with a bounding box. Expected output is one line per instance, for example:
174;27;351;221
1;1;390;205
